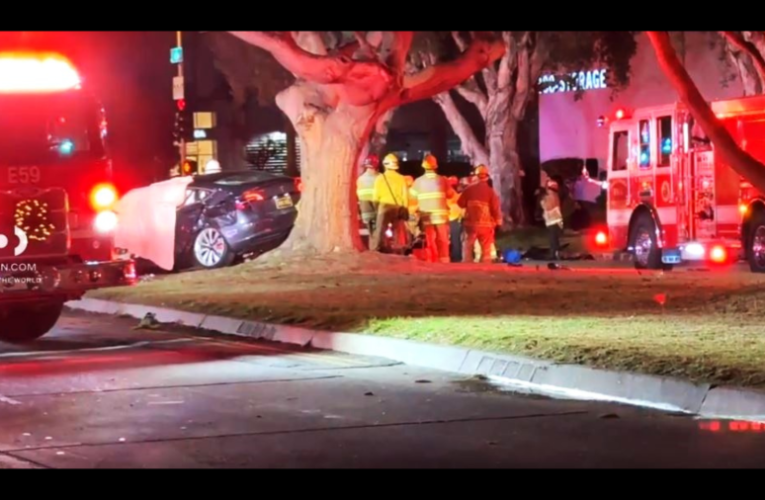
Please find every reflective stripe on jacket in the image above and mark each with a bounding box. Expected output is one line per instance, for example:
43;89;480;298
356;170;379;202
372;170;408;207
457;180;501;229
411;173;452;225
541;189;563;226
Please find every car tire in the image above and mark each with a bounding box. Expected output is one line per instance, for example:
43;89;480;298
191;226;235;269
629;212;665;270
747;210;765;273
0;301;64;343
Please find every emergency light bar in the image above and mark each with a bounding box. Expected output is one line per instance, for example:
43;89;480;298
0;52;81;93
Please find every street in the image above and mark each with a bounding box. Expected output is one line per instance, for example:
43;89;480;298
0;310;764;468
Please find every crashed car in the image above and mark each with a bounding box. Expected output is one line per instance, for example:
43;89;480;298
114;170;300;271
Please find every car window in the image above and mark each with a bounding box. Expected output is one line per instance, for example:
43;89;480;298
183;188;211;206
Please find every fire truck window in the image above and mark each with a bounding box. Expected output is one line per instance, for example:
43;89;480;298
0;93;103;165
611;130;628;171
657;116;672;167
639;119;650;168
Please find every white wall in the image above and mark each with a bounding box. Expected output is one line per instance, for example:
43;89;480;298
538;32;743;172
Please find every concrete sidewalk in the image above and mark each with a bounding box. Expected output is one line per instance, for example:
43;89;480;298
66;298;765;423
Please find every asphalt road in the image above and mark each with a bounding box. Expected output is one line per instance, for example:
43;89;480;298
0;311;764;469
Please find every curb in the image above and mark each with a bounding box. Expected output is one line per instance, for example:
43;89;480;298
66;298;765;422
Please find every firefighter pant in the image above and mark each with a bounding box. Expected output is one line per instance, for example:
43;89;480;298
463;227;494;263
372;203;408;252
359;201;377;250
449;220;463;263
424;223;450;263
547;223;562;259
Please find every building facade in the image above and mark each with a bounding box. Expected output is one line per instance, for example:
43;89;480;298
538;32;745;176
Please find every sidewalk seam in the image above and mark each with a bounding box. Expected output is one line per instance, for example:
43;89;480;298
65;298;765;422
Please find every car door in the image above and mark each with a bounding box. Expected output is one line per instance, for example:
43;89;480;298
175;187;212;254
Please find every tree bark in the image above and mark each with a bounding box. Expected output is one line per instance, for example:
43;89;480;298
357;109;395;172
276;82;375;254
648;31;765;195
487;109;524;227
433;92;489;166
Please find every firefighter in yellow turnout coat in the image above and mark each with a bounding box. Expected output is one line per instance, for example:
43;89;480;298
410;154;454;263
371;154;409;252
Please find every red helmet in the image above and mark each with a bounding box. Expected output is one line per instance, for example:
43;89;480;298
363;154;380;169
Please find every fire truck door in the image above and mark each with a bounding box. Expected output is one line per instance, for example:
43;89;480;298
693;149;716;240
674;109;693;242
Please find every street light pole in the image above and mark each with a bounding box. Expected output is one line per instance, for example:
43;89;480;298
176;30;185;169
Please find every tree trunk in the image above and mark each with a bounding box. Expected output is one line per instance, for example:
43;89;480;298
726;46;763;96
275;82;375;254
485;89;525;227
434;92;489;167
285;116;299;177
357;109;394;172
648;32;765;195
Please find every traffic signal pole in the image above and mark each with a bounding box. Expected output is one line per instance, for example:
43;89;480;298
176;30;185;169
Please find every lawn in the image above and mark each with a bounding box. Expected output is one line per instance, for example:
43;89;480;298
89;251;765;388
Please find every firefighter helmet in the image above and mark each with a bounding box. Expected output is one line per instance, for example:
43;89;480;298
474;165;490;178
364;154;380;169
382;153;399;170
422;154;438;170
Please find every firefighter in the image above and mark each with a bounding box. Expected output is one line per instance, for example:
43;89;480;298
446;176;463;262
459;165;501;263
404;175;420;239
539;178;564;260
411;154;453;263
371;153;409;253
356;154;380;249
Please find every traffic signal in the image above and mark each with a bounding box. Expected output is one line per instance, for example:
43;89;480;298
181;160;197;176
173;110;186;146
176;98;186;111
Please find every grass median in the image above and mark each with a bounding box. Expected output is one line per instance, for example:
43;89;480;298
89;252;765;388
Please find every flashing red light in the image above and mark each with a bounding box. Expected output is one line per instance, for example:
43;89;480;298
90;183;118;210
0;52;81;93
182;161;193;175
615;108;625;120
595;231;608;247
709;245;727;264
176;98;186;111
294;178;303;192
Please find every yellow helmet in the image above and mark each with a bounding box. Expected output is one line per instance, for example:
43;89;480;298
474;164;490;178
382;153;399;170
422;154;438;170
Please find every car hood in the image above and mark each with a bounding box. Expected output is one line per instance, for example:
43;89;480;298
114;176;193;271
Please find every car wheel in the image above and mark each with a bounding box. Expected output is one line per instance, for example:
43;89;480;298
629;213;664;270
748;210;765;273
192;227;235;269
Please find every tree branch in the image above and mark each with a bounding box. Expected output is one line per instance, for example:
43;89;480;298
387;31;415;76
396;32;505;106
353;31;378;58
721;31;765;86
229;31;394;103
498;31;521;89
647;31;765;195
511;42;533;120
292;32;327;55
434;92;489;167
456;81;489;119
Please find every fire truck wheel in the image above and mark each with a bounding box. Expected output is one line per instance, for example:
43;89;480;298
629;213;664;270
747;211;765;273
192;227;235;269
0;301;64;343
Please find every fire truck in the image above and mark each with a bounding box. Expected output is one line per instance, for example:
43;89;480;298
602;93;765;272
0;52;136;343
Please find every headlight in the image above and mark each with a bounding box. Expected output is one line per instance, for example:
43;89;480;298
94;210;118;233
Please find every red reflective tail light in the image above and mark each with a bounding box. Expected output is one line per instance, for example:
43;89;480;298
243;189;265;202
294;178;303;192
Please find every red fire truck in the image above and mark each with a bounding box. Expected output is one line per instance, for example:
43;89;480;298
0;52;136;343
602;93;765;272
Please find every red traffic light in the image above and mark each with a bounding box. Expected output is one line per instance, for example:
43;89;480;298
176;98;186;111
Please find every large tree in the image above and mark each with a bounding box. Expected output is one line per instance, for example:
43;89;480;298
647;31;765;194
415;32;637;226
226;31;504;255
717;31;765;96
